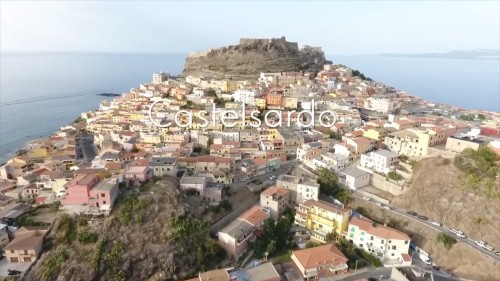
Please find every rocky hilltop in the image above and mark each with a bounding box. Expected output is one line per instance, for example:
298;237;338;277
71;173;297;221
183;36;328;78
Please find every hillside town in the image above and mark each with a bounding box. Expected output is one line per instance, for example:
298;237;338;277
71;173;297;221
0;64;499;281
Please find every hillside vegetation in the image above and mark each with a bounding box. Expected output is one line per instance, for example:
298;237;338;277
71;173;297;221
390;149;500;280
23;177;226;281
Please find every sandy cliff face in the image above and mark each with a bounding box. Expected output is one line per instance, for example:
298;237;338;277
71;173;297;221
182;36;328;78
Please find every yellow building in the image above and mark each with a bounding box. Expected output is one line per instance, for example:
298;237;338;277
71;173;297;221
363;128;387;142
255;97;267;109
222;80;240;92
295;200;350;243
130;112;146;121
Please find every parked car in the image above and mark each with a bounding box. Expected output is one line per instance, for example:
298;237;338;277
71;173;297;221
362;196;370;201
418;215;428;220
475;240;494;251
382;205;391;210
450;228;466;238
430;221;442;227
407;211;417;216
269;175;277;180
240;177;247;182
419;253;432;265
495;251;500;256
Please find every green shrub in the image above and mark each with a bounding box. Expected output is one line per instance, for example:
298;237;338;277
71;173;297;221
388;171;403;181
78;230;98;244
437;233;457;250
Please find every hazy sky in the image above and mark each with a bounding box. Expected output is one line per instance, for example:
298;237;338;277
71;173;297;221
1;1;499;54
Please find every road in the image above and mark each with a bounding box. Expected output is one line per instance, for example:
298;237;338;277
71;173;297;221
77;133;98;163
210;160;296;233
333;267;391;281
229;160;296;189
349;189;500;263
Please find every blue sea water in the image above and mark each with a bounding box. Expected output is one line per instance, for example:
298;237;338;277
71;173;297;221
0;52;185;163
332;55;500;112
0;52;498;163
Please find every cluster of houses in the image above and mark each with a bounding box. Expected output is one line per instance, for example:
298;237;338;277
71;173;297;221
215;175;412;280
0;63;499;274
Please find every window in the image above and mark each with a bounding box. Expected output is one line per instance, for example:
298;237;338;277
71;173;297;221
405;241;409;244
392;246;396;250
370;236;374;241
103;201;107;204
389;240;392;243
101;193;105;197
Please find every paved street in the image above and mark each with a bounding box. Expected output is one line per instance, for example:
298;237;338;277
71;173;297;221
229;159;296;189
350;189;500;263
333;267;391;281
78;133;98;162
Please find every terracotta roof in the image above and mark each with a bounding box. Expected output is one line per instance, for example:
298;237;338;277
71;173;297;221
350;217;411;241
302;199;348;214
292;244;348;270
239;205;269;226
4;226;49;251
262;186;289;197
66;174;99;187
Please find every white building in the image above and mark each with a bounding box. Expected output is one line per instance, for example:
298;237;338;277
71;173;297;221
364;97;394;114
152;72;169;84
276;175;319;204
233;89;258;105
347;217;411;263
360;149;399;174
180;176;207;195
222;130;240;142
339;167;370;190
320;153;349;172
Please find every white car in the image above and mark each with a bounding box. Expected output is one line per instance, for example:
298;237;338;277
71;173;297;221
362;196;370;201
430;221;442;227
419;253;432;265
240;177;247;182
475;240;494;251
269;175;277;180
450;228;466;238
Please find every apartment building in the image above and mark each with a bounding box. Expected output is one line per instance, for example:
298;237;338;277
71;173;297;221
347;217;411;263
295;200;350;242
260;186;289;220
360;149;399;174
364;97;395;114
149;157;179;177
218;206;270;259
4;226;49;263
339;167;370;190
291;244;348;280
384;130;428;157
276;175;319;204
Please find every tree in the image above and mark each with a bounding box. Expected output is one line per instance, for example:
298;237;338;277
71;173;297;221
334;189;353;205
325;232;338;243
437;233;457;250
316;168;338;195
266;240;276;257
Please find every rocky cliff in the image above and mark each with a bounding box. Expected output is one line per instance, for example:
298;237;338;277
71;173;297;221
183;36;328;78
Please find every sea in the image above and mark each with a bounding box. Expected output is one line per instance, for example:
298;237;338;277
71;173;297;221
1;52;499;163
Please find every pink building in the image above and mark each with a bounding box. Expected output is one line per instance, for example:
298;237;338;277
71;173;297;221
89;177;119;211
61;174;100;206
124;159;151;187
